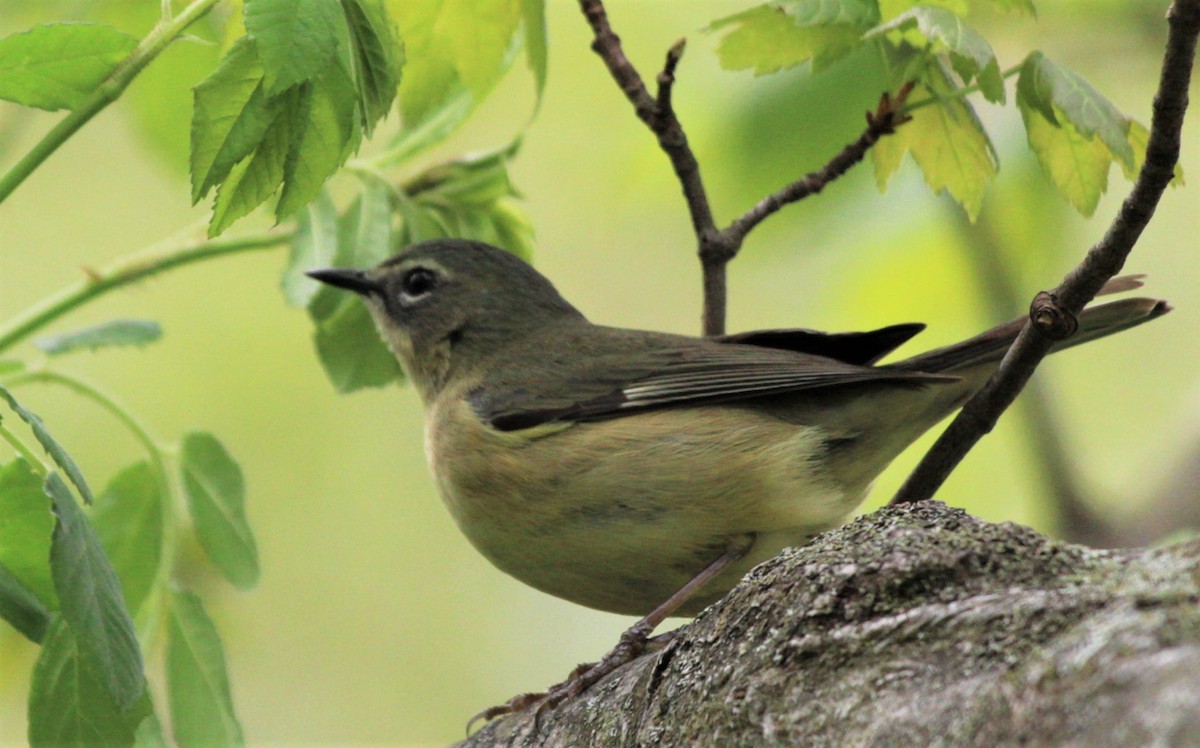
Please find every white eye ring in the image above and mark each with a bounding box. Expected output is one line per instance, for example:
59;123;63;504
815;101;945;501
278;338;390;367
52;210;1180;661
400;267;438;301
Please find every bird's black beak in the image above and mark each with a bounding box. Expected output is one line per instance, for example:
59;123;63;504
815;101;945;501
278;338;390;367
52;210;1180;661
306;268;381;296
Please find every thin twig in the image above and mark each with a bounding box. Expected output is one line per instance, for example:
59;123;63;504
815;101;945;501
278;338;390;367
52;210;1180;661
579;0;715;238
891;0;1200;506
578;0;910;336
0;229;291;355
656;40;686;121
722;84;914;242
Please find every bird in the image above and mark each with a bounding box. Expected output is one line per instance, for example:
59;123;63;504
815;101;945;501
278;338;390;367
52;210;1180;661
308;238;1168;720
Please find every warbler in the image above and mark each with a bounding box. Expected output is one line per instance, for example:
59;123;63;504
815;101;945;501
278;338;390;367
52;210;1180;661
309;238;1166;714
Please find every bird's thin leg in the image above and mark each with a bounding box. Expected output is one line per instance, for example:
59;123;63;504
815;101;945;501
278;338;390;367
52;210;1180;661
468;535;755;731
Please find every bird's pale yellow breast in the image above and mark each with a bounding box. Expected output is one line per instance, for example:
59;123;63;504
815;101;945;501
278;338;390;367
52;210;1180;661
423;389;860;615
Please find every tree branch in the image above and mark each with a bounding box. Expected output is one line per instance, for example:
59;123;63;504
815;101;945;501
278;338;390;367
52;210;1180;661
721;84;914;242
891;0;1200;506
463;502;1200;746
578;0;909;336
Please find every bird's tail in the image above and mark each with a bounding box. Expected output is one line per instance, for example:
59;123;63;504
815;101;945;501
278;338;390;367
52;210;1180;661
888;286;1170;376
811;280;1167;495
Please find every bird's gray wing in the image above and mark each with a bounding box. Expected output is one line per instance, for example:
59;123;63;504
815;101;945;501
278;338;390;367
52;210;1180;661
472;334;951;432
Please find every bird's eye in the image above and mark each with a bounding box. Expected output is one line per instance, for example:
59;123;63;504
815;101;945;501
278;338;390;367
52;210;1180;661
400;267;438;298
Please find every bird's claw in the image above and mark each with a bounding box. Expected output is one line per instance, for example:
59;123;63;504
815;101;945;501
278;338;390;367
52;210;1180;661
466;626;661;734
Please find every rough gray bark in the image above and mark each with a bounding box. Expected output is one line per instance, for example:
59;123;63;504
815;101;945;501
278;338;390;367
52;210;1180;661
463;501;1200;747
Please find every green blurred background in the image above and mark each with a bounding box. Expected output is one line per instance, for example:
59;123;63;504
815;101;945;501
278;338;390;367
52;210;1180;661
1;1;1197;744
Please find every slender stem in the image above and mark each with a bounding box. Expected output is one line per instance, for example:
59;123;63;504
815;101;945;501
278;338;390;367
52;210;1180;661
0;0;223;204
5;370;167;480
0;420;45;472
898;64;1023;116
0;229;292;355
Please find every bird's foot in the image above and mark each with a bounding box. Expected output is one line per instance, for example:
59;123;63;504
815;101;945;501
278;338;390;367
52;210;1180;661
467;622;674;733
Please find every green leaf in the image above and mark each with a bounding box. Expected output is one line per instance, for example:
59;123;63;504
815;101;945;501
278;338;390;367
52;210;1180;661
167;589;245;747
1019;93;1110;215
197;6;394;229
339;180;396;266
1121;118;1184;187
709;0;880;75
34;319;162;356
396;195;451;244
410;144;517;206
1017;51;1134;169
342;0;405;134
882;0;1032;16
28;617;151;748
245;0;346;95
307;179;405;394
0;360;25;376
399;144;533;258
191;37;277;203
47;472;145;710
871;61;997;220
313;298;404;393
91;462;164;616
283;190;341;307
423;204;468;238
1122;119;1148;184
490;197;535;262
0;561;49;642
521;0;548;106
879;0;967;18
871;111;909;188
458;207;501;246
986;0;1036;14
0;23;138;111
867;6;1005;103
0;458;56;608
208;88;303;237
1016;51;1144;215
276;61;362;219
392;0;522;128
0;384;94;505
134;710;169;748
180;433;259;589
